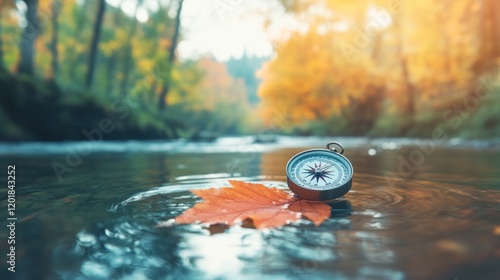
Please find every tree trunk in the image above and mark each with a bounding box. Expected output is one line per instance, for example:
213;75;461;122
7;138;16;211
393;15;415;118
50;0;61;78
68;1;90;82
120;0;142;96
158;0;184;111
85;0;106;89
494;0;500;60
119;45;133;96
17;0;39;75
106;53;117;95
0;9;4;69
475;0;500;74
400;56;415;116
106;0;125;96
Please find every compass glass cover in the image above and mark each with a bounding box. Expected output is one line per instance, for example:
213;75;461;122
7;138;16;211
287;150;353;190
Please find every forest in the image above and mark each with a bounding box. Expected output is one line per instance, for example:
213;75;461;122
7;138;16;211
0;0;499;141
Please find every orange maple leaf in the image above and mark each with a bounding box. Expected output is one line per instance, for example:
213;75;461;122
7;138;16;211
172;180;331;229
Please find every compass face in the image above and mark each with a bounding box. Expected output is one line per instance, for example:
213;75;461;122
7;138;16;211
286;150;353;191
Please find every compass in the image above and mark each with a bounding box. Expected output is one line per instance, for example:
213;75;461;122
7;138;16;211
286;141;353;201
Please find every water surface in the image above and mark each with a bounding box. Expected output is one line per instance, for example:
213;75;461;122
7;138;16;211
1;137;499;280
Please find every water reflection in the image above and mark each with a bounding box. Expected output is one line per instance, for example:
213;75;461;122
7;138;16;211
0;138;499;279
54;220;185;280
259;146;500;279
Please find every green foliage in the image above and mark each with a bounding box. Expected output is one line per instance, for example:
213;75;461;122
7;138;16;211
167;101;251;138
0;71;181;141
0;0;260;141
368;101;409;137
452;87;500;139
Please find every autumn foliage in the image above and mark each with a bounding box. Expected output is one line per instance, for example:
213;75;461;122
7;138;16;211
1;0;499;140
171;180;331;229
258;0;500;137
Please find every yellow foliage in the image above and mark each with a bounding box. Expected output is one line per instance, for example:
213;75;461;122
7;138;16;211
137;59;155;73
259;0;499;127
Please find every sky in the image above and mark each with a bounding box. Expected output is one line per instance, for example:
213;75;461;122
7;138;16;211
108;0;293;61
179;0;275;61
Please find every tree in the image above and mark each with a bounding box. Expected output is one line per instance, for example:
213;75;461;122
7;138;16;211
258;0;500;136
119;0;143;96
226;53;268;104
0;3;4;69
100;0;125;95
85;0;106;89
158;0;183;111
49;0;61;78
393;14;415;120
473;0;500;75
0;0;19;70
66;0;91;83
17;0;39;75
0;2;5;68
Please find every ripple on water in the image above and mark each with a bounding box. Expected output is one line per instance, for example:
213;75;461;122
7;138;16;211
344;174;500;278
52;173;500;280
55;219;187;279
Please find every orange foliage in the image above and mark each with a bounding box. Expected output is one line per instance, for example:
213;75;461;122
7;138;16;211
259;0;500;128
181;57;248;111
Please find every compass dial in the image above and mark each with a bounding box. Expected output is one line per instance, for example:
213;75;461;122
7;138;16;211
286;149;353;199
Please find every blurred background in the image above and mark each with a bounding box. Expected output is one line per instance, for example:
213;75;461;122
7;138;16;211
1;2;500;279
0;0;499;141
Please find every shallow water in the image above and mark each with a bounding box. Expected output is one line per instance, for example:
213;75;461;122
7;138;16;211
1;137;500;280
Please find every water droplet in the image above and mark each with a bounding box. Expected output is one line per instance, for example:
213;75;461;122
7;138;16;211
81;261;110;278
156;218;176;228
116;233;127;240
369;222;383;229
76;231;96;247
104;229;113;237
360;209;383;218
368;148;377;156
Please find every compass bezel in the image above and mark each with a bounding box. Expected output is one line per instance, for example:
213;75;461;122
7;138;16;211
286;148;353;201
